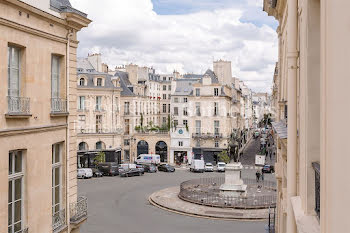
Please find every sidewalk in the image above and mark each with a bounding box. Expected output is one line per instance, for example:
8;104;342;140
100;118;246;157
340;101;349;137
149;186;269;220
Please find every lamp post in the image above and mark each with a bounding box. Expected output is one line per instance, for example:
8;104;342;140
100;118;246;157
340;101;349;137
130;136;137;163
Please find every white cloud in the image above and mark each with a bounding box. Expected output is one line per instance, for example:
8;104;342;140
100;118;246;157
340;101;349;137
71;0;277;92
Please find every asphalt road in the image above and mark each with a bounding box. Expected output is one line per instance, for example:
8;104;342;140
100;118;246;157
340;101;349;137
79;139;274;233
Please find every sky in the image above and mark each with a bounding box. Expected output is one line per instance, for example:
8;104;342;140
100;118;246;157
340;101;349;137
70;0;278;93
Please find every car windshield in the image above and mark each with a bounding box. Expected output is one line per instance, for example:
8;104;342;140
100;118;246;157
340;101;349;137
218;164;225;167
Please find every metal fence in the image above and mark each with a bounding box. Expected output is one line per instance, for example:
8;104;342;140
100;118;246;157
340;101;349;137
7;96;30;114
51;98;67;113
52;209;66;232
70;196;88;223
179;177;276;209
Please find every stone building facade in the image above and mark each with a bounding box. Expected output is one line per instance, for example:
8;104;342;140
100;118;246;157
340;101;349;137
0;0;90;232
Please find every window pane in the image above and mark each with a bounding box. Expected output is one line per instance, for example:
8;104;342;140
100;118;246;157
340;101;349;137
54;204;60;213
14;200;21;222
14;222;21;232
8;203;12;225
9;154;13;174
14;179;21;201
55;186;60;206
14;153;21;173
8;226;12;233
55;144;60;163
55;168;60;186
8;181;12;203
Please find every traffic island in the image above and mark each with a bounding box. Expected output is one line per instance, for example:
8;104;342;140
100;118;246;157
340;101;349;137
149;186;274;220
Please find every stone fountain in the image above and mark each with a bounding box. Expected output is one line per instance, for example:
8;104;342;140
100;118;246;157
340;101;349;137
220;131;247;197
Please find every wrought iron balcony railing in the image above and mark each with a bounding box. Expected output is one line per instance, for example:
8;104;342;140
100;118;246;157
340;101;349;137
51;98;68;113
192;133;223;139
312;162;320;219
52;209;66;232
7;96;30;115
70;196;88;224
14;227;28;233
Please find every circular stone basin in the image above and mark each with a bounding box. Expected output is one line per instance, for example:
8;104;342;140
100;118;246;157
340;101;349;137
179;177;276;209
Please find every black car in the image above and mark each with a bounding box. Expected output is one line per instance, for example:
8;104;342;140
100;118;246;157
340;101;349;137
262;165;275;173
97;162;119;176
136;164;145;174
92;168;103;177
119;168;143;177
158;164;175;172
143;164;157;173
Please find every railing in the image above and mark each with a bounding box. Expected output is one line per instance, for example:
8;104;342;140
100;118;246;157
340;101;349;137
192;133;223;139
78;128;123;134
312;162;320;219
52;209;66;232
70;196;88;223
135;130;169;135
265;206;276;233
51;98;67;113
7;96;30;115
15;228;28;233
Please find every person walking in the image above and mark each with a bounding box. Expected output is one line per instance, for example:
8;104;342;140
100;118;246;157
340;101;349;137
261;171;264;181
256;170;261;182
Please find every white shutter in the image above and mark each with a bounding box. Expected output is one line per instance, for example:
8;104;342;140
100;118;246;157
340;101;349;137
51;56;60;98
8;47;20;97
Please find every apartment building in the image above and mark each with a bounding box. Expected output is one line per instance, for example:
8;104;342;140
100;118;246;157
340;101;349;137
0;0;90;233
76;55;123;168
264;0;350;232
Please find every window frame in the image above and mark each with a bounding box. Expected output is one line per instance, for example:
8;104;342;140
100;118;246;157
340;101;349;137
52;143;62;215
8;46;21;97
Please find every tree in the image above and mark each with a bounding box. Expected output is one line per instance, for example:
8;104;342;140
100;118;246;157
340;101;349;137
167;114;171;130
218;150;230;164
94;152;105;165
140;113;144;127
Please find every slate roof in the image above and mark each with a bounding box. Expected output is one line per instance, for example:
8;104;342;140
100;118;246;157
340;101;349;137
172;79;199;96
272;120;288;139
50;0;88;18
114;71;136;97
183;69;219;84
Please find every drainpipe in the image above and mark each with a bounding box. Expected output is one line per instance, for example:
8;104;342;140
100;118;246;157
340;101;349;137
66;30;73;233
286;0;298;233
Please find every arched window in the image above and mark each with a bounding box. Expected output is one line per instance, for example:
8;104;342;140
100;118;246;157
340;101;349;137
78;142;88;151
96;141;106;150
79;78;85;86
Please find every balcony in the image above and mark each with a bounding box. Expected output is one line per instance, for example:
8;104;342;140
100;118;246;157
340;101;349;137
70;196;88;228
15;228;28;233
51;98;68;116
312;162;320;219
6;96;31;118
192;133;223;139
52;209;66;233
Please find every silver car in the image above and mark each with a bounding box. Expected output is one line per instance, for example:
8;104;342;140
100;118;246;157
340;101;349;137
205;163;214;172
217;162;226;172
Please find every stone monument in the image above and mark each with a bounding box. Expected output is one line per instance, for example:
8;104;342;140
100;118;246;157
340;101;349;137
220;130;247;197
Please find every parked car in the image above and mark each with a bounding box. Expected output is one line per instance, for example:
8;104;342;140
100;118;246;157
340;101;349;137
136;164;145;174
92;168;103;177
190;159;205;173
77;168;93;179
262;164;275;173
97;162;119;176
136;154;161;165
158;164;175;172
119;167;143;177
217;162;226;172
205;163;214;172
143;164;157;173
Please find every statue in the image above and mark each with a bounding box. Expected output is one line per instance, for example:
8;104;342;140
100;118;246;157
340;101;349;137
228;130;240;163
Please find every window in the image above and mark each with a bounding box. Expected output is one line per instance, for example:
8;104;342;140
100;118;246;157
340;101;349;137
195;88;200;96
174;120;178;128
215;141;219;148
179;141;183;147
79;78;85;86
51;55;60;98
168;104;171;113
174;107;178;116
214;88;219;96
163;94;166;99
52;143;62;215
135;102;138;115
96;78;102;86
78;142;88;151
183;120;188;126
163;85;166;91
8;46;20;97
78;115;86;132
184;98;188;103
96;96;102;111
115;97;119;112
8;151;24;233
196;102;201;116
124;139;130;146
96;115;102;133
183;107;188;116
124;102;130;115
174;98;179;103
124;150;130;161
168;85;171;91
78;96;85;110
214;102;219;116
163;117;167;125
168;94;171;99
195;120;201;134
196;140;200;147
96;141;105;150
163;104;167;113
163;77;166;81
214;120;220;135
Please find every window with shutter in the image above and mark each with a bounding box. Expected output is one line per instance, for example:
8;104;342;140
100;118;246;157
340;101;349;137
51;55;60;98
8;47;20;97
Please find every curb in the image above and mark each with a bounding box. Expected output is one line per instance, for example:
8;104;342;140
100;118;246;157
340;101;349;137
149;194;267;222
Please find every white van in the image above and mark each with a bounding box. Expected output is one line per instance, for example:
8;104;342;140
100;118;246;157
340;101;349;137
135;154;161;165
190;159;205;173
77;168;93;179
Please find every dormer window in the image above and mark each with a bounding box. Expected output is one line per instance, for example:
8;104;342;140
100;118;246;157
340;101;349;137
79;78;85;86
97;78;102;86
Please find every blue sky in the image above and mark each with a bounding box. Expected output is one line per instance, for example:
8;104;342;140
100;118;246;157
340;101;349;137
151;0;278;28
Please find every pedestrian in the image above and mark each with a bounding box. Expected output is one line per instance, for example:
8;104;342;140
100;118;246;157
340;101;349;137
256;170;261;182
261;171;264;181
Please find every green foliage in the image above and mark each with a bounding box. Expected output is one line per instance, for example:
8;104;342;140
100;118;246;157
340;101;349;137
167;114;171;130
140;113;144;127
218;150;230;164
94;152;105;164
